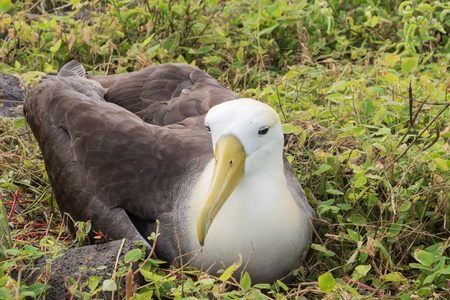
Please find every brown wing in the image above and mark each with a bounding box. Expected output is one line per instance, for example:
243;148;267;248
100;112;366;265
24;62;238;243
88;63;237;125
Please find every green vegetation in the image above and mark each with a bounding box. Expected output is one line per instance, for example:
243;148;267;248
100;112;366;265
1;0;449;298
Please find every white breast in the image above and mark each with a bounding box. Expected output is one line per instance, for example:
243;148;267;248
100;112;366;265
185;160;310;283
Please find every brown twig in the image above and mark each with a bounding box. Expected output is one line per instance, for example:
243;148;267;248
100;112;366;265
7;189;22;221
396;93;426;149
2;200;35;205
385;103;450;171
408;80;413;130
16;265;24;300
126;265;133;298
310;219;325;245
16;230;59;240
343;275;386;297
386;78;449;106
421;119;440;151
133;221;160;276
111;238;127;300
275;85;287;122
12;222;62;227
240;243;255;280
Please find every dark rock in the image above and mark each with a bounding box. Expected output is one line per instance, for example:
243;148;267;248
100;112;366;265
0;73;26;118
24;239;144;299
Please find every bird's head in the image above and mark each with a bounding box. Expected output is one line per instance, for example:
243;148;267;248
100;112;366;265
197;98;284;245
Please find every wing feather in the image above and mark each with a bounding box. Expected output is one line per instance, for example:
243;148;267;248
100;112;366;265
24;62;235;243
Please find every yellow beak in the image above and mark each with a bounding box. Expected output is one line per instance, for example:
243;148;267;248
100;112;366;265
197;135;246;246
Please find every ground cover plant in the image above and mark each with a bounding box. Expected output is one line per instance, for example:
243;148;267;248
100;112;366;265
1;0;449;298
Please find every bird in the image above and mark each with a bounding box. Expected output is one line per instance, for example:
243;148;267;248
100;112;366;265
24;61;318;283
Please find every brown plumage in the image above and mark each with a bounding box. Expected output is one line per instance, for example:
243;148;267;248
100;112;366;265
25;61;317;283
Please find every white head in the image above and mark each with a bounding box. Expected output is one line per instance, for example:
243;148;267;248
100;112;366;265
197;98;285;245
204;98;284;175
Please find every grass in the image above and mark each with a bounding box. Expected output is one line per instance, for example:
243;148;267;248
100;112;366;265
1;0;450;298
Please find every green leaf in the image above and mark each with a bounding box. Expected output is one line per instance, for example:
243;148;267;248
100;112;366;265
125;249;142;263
428;162;436;171
316;164;332;174
413;250;433;266
326;189;343;195
50;40;62;54
88;277;101;292
385;272;407;282
418;287;432;296
361;98;376;114
328;81;347;93
253;283;270;289
423;273;436;284
347;229;361;242
399;201;411;212
0;0;12;13
18;291;37;298
139;269;154;281
337;203;352;210
440;9;450;22
282;124;302;135
26;283;48;297
353;265;371;280
401;57;418;73
354;176;367;188
311;244;336;256
102;279;117;291
433;158;448;171
219;265;234;281
384;73;399;84
237;47;244;61
417;3;433;12
369;86;385;94
352;127;366;135
240;272;251;291
140;34;155;48
425;82;435;95
348;214;366;225
405;24;418;54
258;24;279;36
176;55;187;64
275;280;289;291
13;117;25;129
284;70;299;79
219;256;242;282
24;245;37;252
318;272;335;292
401;293;412;300
410;263;432;272
85;221;92;234
158;2;168;14
124;8;141;21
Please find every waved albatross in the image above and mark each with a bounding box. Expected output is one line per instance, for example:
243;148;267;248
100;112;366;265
24;61;318;283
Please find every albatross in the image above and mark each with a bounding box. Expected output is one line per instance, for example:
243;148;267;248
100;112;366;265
24;61;318;283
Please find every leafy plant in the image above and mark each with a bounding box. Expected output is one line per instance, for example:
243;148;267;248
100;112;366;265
1;0;449;298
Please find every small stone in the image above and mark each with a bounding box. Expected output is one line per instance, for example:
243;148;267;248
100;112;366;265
24;239;144;299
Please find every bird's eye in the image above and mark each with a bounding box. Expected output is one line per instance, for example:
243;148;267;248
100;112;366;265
258;126;269;135
205;124;211;133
